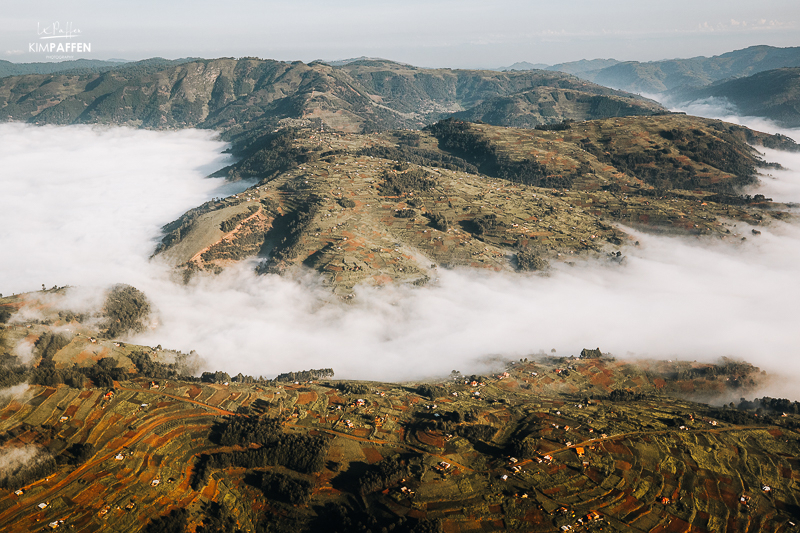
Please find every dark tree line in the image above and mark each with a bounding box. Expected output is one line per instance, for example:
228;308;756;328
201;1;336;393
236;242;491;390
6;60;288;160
219;128;318;183
142;508;190;533
355;145;479;174
274;368;334;383
416;384;440;399
101;284;151;338
515;249;549;271
379;168;439;196
455;424;496;444
202;371;232;384
194;432;330;490
337;383;369;395
737;396;800;415
220;205;260;232
358;455;412;496
312;502;442;533
257;194;324;269
254;471;313;505
217;416;282;446
57;443;94;466
468;214;498;235
581;127;759;195
425;211;449;231
609;389;647;402
144;502;243;533
129;351;185;380
534;120;573;131
194;417;330;490
216;434;330;474
36;332;69;361
0;354;28;388
708;408;762;425
427;119;570;189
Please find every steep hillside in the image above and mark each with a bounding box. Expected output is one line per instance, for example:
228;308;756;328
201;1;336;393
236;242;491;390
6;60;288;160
0;57;665;138
674;67;800;127
0;58;125;78
154;115;795;295
450;87;664;127
584;45;800;94
546;58;620;77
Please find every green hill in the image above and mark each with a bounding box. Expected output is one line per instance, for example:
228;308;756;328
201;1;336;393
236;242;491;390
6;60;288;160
675;67;800;127
0;57;666;138
584;45;800;94
451;86;664;127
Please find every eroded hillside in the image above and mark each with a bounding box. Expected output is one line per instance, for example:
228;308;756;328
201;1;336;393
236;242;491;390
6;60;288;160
0;58;665;137
154;115;797;295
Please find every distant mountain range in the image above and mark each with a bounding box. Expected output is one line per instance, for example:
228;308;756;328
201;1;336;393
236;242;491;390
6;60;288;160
674;67;800;127
571;45;800;94
6;45;799;128
504;45;800;127
0;57;667;139
0;57;195;79
499;58;621;78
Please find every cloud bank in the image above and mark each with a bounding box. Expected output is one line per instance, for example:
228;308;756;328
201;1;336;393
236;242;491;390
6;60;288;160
2;122;799;398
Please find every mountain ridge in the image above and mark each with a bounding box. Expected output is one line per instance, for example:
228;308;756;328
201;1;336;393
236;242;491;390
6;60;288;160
0;56;667;138
673;67;800;127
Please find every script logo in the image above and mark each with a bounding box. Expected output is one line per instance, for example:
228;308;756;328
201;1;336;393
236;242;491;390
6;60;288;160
37;22;82;40
29;22;92;58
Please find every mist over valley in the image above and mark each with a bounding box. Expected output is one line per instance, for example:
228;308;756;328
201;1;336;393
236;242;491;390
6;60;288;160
2;118;800;392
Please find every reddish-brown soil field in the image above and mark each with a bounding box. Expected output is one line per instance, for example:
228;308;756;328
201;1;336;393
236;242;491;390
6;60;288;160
416;430;445;448
362;446;383;464
295;391;317;405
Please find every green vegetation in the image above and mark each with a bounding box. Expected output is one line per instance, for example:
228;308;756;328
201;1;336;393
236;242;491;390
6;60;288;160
255;471;313;504
429;119;569;188
337;382;370;395
101;284;151;338
516;249;549;271
588;44;800;94
677;67;800;128
257;194;324;269
220;206;259;232
379;168;438;195
356;145;478;173
425;211;449;231
358;455;411;496
274;368;334;382
215;129;318;182
209;416;331;473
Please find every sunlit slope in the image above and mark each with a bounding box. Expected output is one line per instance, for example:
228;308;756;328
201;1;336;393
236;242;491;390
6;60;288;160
451;87;664;127
584;45;800;94
154;115;797;294
674;68;800;128
0;57;666;136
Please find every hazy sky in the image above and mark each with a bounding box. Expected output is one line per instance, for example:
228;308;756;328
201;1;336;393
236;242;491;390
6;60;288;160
2;0;798;67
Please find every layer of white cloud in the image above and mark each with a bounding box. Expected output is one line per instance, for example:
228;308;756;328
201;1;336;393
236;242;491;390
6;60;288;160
2;122;799;399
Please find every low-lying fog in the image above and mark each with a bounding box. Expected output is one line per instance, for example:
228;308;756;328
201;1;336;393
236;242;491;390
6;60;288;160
2;119;799;397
